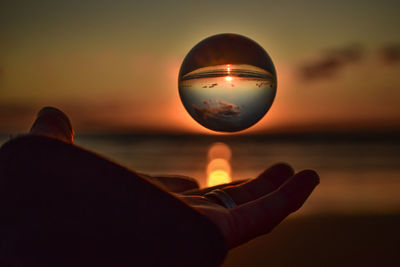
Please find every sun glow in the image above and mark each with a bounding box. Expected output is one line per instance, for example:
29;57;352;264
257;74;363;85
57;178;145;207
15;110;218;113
208;170;231;187
206;142;232;187
225;76;233;81
207;158;231;177
208;142;232;161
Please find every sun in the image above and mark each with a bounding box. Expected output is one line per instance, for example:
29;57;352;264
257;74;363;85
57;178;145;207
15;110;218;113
207;170;231;187
224;76;233;81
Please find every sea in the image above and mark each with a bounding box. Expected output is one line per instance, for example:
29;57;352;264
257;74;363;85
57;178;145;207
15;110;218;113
1;132;400;216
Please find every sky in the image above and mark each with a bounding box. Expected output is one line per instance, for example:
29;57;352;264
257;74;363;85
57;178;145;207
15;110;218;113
1;0;399;134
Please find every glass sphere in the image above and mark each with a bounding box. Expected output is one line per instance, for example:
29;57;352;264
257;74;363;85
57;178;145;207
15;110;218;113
178;33;277;132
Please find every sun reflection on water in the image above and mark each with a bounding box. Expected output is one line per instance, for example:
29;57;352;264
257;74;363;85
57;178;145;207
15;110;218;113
206;142;232;187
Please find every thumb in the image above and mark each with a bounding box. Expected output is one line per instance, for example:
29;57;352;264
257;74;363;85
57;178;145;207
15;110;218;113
29;107;74;143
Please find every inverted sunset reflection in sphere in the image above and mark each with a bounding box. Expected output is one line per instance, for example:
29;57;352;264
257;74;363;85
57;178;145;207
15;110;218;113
179;33;277;132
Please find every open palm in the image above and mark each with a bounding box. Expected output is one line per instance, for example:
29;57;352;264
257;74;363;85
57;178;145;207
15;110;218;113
150;163;318;249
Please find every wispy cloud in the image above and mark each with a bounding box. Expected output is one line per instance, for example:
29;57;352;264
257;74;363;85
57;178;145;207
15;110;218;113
298;44;364;81
297;43;400;81
193;99;241;122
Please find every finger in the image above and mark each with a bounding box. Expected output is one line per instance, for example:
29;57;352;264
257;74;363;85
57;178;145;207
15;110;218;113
221;163;294;205
141;173;200;193
29;107;74;143
181;179;248;196
227;169;319;248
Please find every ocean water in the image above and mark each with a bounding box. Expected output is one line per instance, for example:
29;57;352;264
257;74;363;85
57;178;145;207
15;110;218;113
1;133;400;216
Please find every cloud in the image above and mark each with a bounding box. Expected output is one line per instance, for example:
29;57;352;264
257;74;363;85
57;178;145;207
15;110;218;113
379;44;400;65
297;43;400;82
298;44;364;81
193;99;241;122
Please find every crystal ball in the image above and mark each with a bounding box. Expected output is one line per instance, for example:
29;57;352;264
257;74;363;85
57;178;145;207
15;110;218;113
178;33;277;132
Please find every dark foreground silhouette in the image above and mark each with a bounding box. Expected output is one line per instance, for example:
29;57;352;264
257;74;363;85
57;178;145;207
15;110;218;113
0;107;318;266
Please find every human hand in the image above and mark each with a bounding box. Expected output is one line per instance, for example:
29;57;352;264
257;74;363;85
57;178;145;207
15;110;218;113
30;107;319;250
142;164;318;250
180;164;319;249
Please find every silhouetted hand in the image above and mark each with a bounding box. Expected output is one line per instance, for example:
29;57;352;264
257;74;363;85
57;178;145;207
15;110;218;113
29;107;319;250
181;164;318;249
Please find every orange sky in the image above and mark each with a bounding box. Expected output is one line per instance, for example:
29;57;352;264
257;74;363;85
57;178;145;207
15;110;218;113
1;1;400;134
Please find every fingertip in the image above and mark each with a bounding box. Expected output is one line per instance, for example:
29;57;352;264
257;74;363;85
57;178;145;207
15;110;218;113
30;106;74;143
296;169;320;187
259;162;294;178
277;169;319;213
37;107;73;132
272;162;294;170
256;162;295;188
271;162;294;171
271;162;295;176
